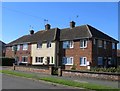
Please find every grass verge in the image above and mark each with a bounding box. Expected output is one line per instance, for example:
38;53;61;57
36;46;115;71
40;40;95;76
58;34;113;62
1;70;119;91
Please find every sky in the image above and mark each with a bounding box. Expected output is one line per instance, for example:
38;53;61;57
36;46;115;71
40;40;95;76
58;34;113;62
1;2;119;48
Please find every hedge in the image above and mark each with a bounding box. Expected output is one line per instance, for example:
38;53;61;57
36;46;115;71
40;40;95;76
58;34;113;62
0;57;15;66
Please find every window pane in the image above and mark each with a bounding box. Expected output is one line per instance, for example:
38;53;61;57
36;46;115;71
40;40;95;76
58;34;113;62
23;44;28;50
80;40;83;48
98;40;102;47
98;57;103;65
112;43;115;49
63;41;69;49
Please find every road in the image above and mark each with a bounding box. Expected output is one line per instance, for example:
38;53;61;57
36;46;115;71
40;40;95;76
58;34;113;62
2;74;80;89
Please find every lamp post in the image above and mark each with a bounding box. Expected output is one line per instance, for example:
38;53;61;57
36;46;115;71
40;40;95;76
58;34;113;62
13;45;17;70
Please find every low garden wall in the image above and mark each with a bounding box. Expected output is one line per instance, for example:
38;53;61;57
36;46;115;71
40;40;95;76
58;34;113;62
62;70;120;81
4;65;51;75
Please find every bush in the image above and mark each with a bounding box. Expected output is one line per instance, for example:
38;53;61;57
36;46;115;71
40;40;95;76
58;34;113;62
0;57;15;66
71;64;76;70
90;67;120;73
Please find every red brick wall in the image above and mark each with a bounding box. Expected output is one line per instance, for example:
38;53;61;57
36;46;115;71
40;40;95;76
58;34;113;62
60;39;92;70
5;43;32;64
92;40;117;67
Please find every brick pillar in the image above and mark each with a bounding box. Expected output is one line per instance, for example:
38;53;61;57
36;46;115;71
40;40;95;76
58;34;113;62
58;66;62;76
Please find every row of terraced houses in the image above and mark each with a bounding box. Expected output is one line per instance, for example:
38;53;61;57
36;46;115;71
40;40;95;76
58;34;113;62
5;21;119;70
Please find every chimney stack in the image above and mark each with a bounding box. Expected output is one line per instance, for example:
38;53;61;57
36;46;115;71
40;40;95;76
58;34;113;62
70;21;75;29
45;24;51;30
30;30;34;35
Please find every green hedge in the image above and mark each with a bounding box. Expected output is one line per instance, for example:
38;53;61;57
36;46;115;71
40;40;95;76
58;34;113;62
0;57;15;66
90;66;120;73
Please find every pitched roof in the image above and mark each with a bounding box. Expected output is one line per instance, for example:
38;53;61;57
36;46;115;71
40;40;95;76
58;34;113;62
6;24;118;46
60;25;91;41
29;28;58;43
0;40;6;48
87;25;118;42
6;28;58;46
60;24;118;43
6;35;31;46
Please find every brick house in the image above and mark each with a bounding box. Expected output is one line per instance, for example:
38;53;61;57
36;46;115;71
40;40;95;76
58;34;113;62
5;31;33;65
59;21;118;70
0;41;6;57
5;21;118;70
5;24;60;66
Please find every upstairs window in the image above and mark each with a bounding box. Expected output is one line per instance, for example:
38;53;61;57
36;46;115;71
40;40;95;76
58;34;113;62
23;43;28;50
112;43;115;49
104;41;106;49
93;39;96;45
17;45;20;51
47;42;51;48
37;43;42;48
12;46;14;51
63;41;74;49
62;57;73;65
12;46;17;51
80;57;87;66
98;40;102;47
80;40;87;48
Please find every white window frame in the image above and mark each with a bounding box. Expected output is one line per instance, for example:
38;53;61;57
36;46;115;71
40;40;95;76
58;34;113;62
23;43;28;50
50;57;54;64
98;57;103;65
12;46;14;51
93;39;96;45
62;57;73;65
80;57;87;66
17;45;20;51
21;56;28;63
47;42;51;48
104;41;106;49
80;40;87;48
69;41;74;48
63;41;74;49
112;43;115;49
35;57;44;63
98;40;102;48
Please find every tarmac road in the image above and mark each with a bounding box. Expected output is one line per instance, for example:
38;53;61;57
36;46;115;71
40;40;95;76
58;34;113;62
2;74;81;89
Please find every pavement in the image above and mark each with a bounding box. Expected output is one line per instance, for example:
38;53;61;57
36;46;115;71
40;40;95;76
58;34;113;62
2;67;119;89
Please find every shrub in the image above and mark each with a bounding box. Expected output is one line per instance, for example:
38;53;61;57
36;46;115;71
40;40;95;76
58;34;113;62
71;64;76;70
0;57;15;66
90;67;120;73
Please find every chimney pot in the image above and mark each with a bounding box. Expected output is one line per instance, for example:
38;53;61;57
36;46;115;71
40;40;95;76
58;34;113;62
70;21;75;28
30;30;34;35
45;24;51;30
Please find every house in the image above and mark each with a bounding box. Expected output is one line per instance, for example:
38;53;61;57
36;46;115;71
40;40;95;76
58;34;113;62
0;41;6;57
5;30;34;65
59;21;118;70
5;24;60;66
29;24;60;66
5;21;119;70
